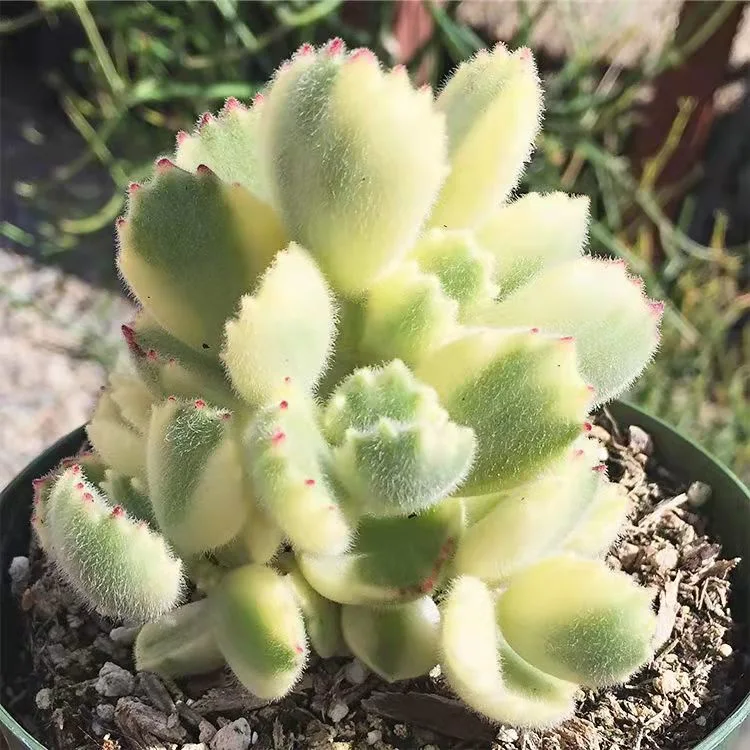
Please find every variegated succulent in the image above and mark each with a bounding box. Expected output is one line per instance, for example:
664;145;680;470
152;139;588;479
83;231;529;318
32;40;664;727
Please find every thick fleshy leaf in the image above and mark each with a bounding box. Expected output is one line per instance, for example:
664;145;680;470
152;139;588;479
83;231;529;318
476;192;589;299
242;390;352;555
441;576;578;727
121;311;238;408
147;398;247;554
324;362;475;517
410;228;498;320
86;391;146;480
360;261;459;365
175;97;266;199
417;329;590;493
453;437;607;581
222;245;337;406
496;557;657;687
100;470;155;527
108;371;155;433
563;481;630;557
297;500;464;605
135;599;225;677
430;45;542;229
342;597;440;681
260;42;447;295
480;257;662;403
276;553;346;658
117;162;286;351
46;466;183;621
211;564;307;699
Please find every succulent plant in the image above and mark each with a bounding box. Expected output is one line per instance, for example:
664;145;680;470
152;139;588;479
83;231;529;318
32;40;664;729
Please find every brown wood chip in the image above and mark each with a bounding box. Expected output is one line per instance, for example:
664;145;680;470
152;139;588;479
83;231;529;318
361;691;496;741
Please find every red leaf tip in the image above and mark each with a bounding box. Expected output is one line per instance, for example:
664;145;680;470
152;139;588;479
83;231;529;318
559;335;575;343
127;182;141;194
296;43;314;57
253;93;265;106
196;164;213;175
530;327;540;334
111;505;124;518
304;478;316;486
116;217;126;228
518;47;532;62
194;399;206;409
583;421;593;432
271;430;286;445
224;96;241;111
199;112;214;128
326;38;345;56
156;157;174;170
593;464;607;473
83;492;94;502
349;48;376;63
648;300;665;319
176;130;189;145
279;400;289;410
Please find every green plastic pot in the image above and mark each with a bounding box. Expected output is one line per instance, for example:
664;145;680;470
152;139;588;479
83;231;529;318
1;402;748;749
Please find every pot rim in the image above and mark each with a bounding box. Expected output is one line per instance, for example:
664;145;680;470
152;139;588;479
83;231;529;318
1;402;748;750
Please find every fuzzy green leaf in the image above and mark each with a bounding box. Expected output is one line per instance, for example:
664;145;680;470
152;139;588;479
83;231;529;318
342;597;440;682
496;557;657;687
211;564;307;699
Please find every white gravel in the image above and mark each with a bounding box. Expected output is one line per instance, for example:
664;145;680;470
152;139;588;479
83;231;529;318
0;248;132;487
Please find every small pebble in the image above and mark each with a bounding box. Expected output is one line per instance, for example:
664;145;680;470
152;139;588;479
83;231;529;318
628;425;653;455
328;700;349;723
696;715;707;727
718;643;733;657
183;745;207;750
198;720;218;743
687;481;712;507
66;613;83;629
210;718;254;750
9;556;30;596
35;688;53;710
394;724;409;738
653;545;679;571
251;731;258;745
366;730;382;745
655;670;680;695
110;625;140;645
96;661;135;697
497;727;519;742
96;704;115;722
45;643;69;669
344;659;367;685
47;624;65;643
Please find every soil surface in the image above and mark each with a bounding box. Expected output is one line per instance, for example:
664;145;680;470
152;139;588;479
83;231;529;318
3;414;749;750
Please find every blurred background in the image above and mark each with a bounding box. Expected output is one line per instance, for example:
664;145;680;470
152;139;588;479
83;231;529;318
1;0;749;487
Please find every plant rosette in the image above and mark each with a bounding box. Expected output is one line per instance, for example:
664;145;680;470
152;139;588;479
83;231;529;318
0;39;748;750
